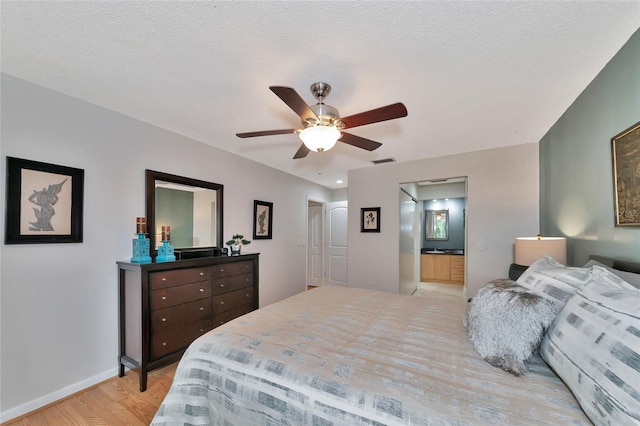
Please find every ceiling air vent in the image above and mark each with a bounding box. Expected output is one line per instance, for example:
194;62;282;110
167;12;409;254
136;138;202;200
372;158;396;165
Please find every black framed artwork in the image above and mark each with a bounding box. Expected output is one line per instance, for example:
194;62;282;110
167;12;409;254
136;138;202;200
361;207;380;232
5;157;84;244
253;200;273;239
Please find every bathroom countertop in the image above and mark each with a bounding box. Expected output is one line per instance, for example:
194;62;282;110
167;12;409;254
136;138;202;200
421;248;464;255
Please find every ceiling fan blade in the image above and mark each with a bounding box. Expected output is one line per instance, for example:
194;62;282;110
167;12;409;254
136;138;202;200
340;103;408;129
269;86;318;123
236;129;297;138
339;132;382;151
293;143;310;159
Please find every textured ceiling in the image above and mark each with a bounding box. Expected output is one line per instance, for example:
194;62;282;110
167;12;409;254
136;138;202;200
2;1;639;189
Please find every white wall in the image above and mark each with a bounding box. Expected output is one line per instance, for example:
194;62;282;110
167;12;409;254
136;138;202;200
0;74;332;421
417;181;466;200
347;143;540;297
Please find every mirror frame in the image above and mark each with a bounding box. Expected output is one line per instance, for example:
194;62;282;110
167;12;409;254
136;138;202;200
425;209;449;240
145;169;224;253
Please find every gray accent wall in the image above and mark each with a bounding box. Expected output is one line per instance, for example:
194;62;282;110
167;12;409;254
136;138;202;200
539;29;640;265
156;187;194;248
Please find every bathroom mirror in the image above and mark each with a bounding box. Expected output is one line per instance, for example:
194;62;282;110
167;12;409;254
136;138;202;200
145;170;223;252
425;209;448;240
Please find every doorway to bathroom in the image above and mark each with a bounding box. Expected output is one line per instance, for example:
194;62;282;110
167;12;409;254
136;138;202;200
400;177;468;296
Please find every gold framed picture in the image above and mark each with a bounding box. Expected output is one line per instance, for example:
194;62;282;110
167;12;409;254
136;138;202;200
612;121;640;226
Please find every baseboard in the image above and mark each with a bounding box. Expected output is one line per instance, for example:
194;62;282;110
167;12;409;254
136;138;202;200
0;367;120;423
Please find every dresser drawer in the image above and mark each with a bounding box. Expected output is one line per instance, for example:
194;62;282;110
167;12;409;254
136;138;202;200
150;267;211;290
213;272;253;294
151;298;212;330
150;319;211;359
150;281;212;311
214;304;254;328
213;287;254;314
212;261;253;278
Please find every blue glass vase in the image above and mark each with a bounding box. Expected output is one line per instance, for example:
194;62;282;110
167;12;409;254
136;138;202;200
131;233;152;264
156;240;176;263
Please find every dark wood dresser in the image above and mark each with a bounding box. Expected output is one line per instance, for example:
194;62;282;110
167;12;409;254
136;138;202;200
117;253;259;391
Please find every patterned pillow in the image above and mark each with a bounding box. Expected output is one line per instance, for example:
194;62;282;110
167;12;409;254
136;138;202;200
464;279;557;376
516;255;593;313
540;266;640;425
583;259;640;289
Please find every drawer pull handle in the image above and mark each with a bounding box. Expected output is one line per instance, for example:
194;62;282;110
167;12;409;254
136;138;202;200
162;342;167;346
199;288;204;292
162;277;167;281
220;301;224;305
245;278;249;282
200;328;204;332
200;307;204;311
199;272;204;276
246;294;250;297
162;296;167;300
162;318;167;322
220;268;224;272
220;283;225;288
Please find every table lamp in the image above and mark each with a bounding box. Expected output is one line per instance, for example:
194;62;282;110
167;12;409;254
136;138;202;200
515;234;567;266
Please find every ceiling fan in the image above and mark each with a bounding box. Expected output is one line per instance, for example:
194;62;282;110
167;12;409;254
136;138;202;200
236;82;408;159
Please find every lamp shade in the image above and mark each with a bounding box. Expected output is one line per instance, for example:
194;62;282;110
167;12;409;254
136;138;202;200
299;125;340;152
515;236;567;266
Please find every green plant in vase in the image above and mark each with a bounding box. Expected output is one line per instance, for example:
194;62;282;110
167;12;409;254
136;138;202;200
226;234;251;255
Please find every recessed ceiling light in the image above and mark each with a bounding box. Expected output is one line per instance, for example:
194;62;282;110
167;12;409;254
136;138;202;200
336;180;343;184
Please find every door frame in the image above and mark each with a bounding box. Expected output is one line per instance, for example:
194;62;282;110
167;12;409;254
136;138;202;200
306;198;325;287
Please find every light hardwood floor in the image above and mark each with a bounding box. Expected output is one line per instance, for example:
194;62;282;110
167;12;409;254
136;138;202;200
3;363;177;425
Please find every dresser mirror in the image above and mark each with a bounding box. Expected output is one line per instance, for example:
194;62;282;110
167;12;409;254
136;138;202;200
425;209;449;240
145;170;223;252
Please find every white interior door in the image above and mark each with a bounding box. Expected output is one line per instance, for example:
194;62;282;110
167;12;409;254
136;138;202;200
325;201;348;287
307;203;323;287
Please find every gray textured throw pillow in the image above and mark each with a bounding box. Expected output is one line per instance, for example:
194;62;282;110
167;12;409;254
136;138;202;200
464;279;557;376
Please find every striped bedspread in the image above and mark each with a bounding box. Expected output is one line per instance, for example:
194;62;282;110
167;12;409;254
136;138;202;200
152;286;590;425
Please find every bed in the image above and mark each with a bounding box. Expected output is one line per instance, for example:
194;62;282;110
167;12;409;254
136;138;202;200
151;256;640;425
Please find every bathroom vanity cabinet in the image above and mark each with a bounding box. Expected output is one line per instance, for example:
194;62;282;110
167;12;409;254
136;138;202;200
420;253;464;284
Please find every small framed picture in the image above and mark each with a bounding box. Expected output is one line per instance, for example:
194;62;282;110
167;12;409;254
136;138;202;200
361;207;380;233
253;200;273;239
5;157;84;244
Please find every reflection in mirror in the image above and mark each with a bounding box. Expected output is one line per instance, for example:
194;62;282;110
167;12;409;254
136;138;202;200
155;180;218;249
426;209;449;240
146;170;223;251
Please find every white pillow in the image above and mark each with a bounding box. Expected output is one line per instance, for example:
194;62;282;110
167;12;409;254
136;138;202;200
516;255;593;313
540;266;640;425
583;259;640;289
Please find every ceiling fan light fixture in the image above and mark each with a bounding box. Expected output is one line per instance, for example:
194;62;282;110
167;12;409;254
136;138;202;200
299;125;341;153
